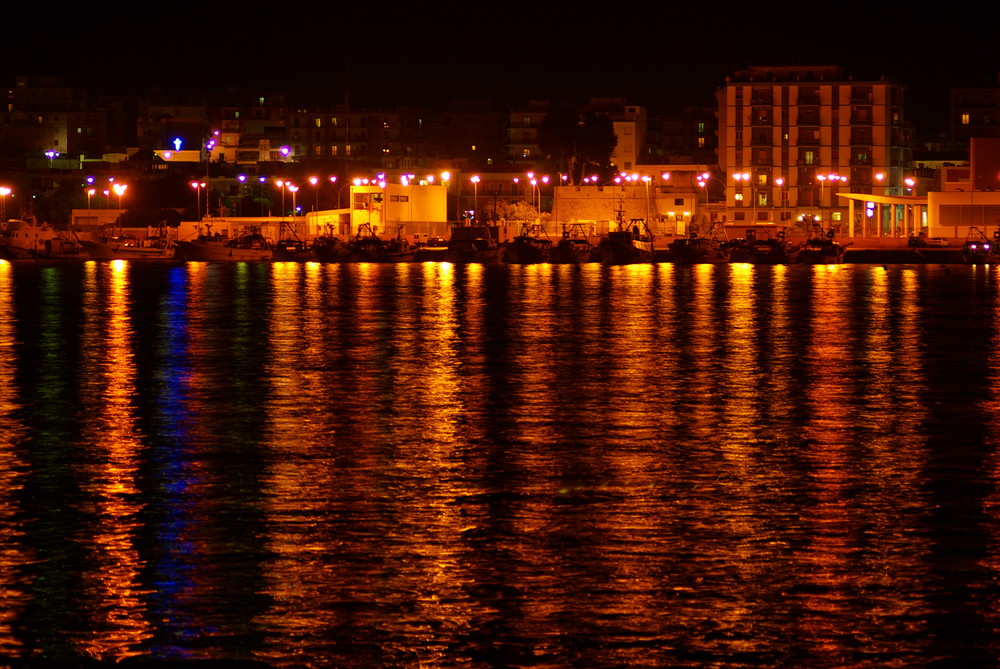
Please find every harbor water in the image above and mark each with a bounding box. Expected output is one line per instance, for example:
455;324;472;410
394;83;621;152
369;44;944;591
2;259;1000;667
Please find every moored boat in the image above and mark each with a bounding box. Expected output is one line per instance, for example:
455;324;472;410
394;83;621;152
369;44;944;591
598;214;654;265
796;228;848;264
345;223;414;262
413;235;448;261
962;227;1000;265
272;223;318;262
725;226;799;264
0;217;86;259
272;238;317;262
551;223;594;264
446;224;504;263
175;227;272;262
80;230;176;261
312;236;350;262
504;223;552;264
668;228;729;264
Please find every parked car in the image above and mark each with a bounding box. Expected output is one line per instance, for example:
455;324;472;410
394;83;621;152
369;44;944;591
926;237;949;247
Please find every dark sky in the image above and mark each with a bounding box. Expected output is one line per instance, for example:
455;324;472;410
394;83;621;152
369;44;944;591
3;5;997;134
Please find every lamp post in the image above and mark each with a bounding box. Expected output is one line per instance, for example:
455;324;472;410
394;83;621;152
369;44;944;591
237;174;246;216
276;179;288;219
642;174;652;226
733;171;754;224
337;181;351;209
112;183;127;210
0;187;10;220
441;171;453;224
308;176;320;212
816;172;847;226
288;184;299;218
190;181;206;220
470;175;480;223
863;172;885;237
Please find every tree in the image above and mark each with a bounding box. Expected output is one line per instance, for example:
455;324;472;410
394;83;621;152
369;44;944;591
537;108;618;185
576;112;617;182
538;106;581;180
481;198;538;225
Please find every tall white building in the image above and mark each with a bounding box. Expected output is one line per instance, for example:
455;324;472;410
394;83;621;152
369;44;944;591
716;65;911;234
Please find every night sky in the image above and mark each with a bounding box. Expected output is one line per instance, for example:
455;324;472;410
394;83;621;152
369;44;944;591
3;5;997;134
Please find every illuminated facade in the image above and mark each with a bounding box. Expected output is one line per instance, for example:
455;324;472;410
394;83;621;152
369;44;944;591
716;66;911;234
349;183;448;237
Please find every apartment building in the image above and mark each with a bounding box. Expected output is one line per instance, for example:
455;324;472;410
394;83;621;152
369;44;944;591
952;78;1000;147
716;65;910;233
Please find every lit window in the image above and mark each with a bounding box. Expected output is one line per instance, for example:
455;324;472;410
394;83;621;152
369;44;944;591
805;151;815;165
962;113;970;125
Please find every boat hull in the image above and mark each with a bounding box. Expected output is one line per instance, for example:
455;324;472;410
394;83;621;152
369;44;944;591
551;240;594;264
0;219;86;259
505;238;552;264
446;226;504;264
175;240;272;262
81;240;177;261
598;238;653;265
668;238;729;264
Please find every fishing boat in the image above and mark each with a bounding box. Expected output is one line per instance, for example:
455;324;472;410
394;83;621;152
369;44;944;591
725;226;799;264
271;237;317;262
345;223;414;262
270;222;315;262
80;225;176;261
312;236;350;263
0;217;86;259
413;235;448;261
551;223;595;264
667;225;729;264
504;223;552;264
382;228;415;262
445;224;504;263
962;227;1000;264
598;210;654;265
174;225;272;262
796;227;849;264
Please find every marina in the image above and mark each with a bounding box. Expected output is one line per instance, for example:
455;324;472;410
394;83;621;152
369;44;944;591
0;218;978;266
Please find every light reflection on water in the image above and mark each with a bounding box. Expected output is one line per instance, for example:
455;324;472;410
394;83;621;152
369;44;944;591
1;261;1000;666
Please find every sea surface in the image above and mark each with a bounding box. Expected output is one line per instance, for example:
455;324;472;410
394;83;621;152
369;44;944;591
1;259;1000;667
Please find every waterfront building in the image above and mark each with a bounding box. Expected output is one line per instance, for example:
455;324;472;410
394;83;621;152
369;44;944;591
551;165;709;237
716;65;911;236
